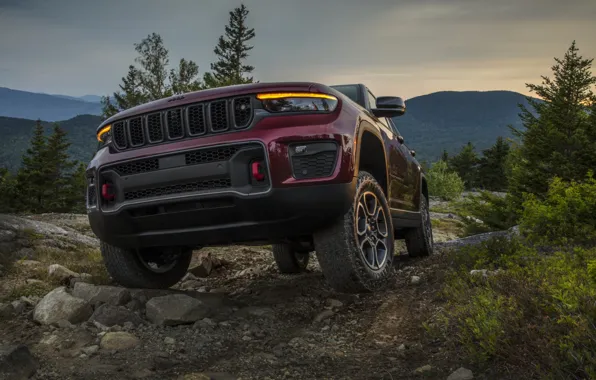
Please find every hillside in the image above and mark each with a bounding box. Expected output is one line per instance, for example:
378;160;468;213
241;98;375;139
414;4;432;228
0;87;102;121
0;90;535;170
0;114;102;170
393;90;534;161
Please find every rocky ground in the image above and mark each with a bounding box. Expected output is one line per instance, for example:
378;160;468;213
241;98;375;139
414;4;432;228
0;212;505;380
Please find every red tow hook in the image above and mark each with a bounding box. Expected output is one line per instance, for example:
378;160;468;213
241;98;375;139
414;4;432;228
251;161;265;181
101;183;116;201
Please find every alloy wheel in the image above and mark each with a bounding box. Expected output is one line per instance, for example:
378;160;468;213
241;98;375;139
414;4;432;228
355;191;389;271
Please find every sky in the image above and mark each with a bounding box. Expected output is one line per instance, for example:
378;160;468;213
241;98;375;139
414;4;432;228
1;0;595;100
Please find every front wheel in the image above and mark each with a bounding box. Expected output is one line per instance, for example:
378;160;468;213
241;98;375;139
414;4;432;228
272;243;310;274
100;242;193;289
314;171;395;293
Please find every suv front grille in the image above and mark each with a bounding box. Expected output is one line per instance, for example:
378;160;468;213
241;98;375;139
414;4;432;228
124;178;232;201
107;96;253;152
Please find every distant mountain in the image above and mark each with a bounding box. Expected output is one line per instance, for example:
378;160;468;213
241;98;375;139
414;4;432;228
0;87;102;121
0;89;536;170
51;94;103;103
0;114;103;171
393;90;535;161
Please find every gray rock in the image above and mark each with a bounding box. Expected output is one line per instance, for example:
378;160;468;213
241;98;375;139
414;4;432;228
19;296;38;307
181;272;198;282
410;276;422;285
54;319;76;329
0;230;16;243
99;332;139;351
14;259;40;267
0;345;38;379
0;303;15;320
25;279;45;285
181;280;203;290
10;300;26;314
81;345;99;356
313;309;334;323
48;264;79;283
146;294;210;326
470;269;488;277
447;367;474;380
414;364;432;374
90;304;144;327
164;337;175;345
72;283;131;306
436;227;518;250
237;306;275;319
326;299;344;308
188;253;213;278
33;287;93;325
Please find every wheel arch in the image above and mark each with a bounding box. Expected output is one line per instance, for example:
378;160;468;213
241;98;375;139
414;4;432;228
420;173;429;209
354;121;389;196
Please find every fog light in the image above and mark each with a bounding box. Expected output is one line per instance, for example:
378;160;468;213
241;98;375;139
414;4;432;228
251;161;265;181
101;183;116;201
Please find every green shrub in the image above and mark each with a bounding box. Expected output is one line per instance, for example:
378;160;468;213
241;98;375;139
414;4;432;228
433;237;596;379
455;191;517;236
427;160;465;201
520;174;596;247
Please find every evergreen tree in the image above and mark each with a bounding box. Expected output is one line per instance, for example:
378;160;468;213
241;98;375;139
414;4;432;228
508;41;596;211
440;149;449;162
448;142;479;189
69;162;88;214
43;124;77;212
103;33;203;117
477;137;511;191
16;120;48;212
203;4;256;88
0;167;17;213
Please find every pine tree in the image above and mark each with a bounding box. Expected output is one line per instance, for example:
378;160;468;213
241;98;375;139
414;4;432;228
16;120;48;212
508;41;596;211
203;4;255;88
477;136;511;191
104;33;203;117
448;142;479;189
440;149;449;162
0;167;17;212
43;124;77;212
68;162;88;214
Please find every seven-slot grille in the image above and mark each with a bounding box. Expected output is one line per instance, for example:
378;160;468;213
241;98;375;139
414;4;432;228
110;96;253;151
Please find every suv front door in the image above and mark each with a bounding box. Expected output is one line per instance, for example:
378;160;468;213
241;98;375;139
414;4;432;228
387;117;418;211
364;88;412;211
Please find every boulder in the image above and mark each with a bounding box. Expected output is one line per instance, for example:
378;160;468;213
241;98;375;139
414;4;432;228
447;367;474;380
146;294;210;326
188;253;213;278
90;304;144;327
100;332;139;351
33;287;93;325
0;345;38;380
48;264;79;283
72;283;131;306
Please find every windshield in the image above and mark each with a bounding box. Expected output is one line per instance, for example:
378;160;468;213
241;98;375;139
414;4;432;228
330;84;360;105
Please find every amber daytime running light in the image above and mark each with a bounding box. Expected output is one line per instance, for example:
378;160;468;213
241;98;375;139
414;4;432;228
97;125;111;142
257;92;338;113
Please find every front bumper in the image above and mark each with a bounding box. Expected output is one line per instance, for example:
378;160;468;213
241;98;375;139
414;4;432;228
87;137;356;249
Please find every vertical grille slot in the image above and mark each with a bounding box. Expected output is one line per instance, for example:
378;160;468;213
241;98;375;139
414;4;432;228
147;113;164;143
210;100;228;132
187;104;206;136
86;176;97;207
166;109;184;139
128;117;144;147
233;97;252;128
112;121;127;149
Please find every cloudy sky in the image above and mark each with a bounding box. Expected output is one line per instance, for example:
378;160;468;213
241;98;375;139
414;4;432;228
1;0;595;100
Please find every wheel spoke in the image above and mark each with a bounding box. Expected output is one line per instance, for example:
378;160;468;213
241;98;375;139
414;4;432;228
364;192;377;216
375;239;388;268
375;207;388;238
359;237;376;268
356;203;368;236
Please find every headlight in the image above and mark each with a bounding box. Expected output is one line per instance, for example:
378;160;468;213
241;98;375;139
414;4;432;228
257;92;338;113
96;125;111;150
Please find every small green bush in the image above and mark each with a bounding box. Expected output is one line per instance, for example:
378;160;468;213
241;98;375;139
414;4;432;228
455;191;517;236
520;174;596;247
433;237;596;379
427;160;465;201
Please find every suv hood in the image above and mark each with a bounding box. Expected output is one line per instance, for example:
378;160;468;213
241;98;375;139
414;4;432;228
98;81;334;132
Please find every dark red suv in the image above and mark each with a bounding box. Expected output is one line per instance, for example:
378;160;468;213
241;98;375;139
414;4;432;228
87;82;433;293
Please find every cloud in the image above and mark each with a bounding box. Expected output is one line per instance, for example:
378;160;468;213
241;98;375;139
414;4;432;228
0;0;595;99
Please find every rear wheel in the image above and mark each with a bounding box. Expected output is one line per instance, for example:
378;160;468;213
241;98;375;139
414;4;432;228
272;243;310;274
314;171;395;293
100;242;192;289
405;194;434;257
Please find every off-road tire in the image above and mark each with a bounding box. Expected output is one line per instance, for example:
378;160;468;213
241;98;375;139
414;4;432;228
314;171;395;293
100;241;193;289
405;194;434;257
272;243;310;274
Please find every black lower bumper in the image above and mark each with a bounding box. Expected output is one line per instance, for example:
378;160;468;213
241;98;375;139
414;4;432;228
88;180;356;249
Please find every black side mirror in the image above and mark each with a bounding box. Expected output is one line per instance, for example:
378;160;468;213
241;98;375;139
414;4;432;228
371;96;406;118
410;150;416;157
